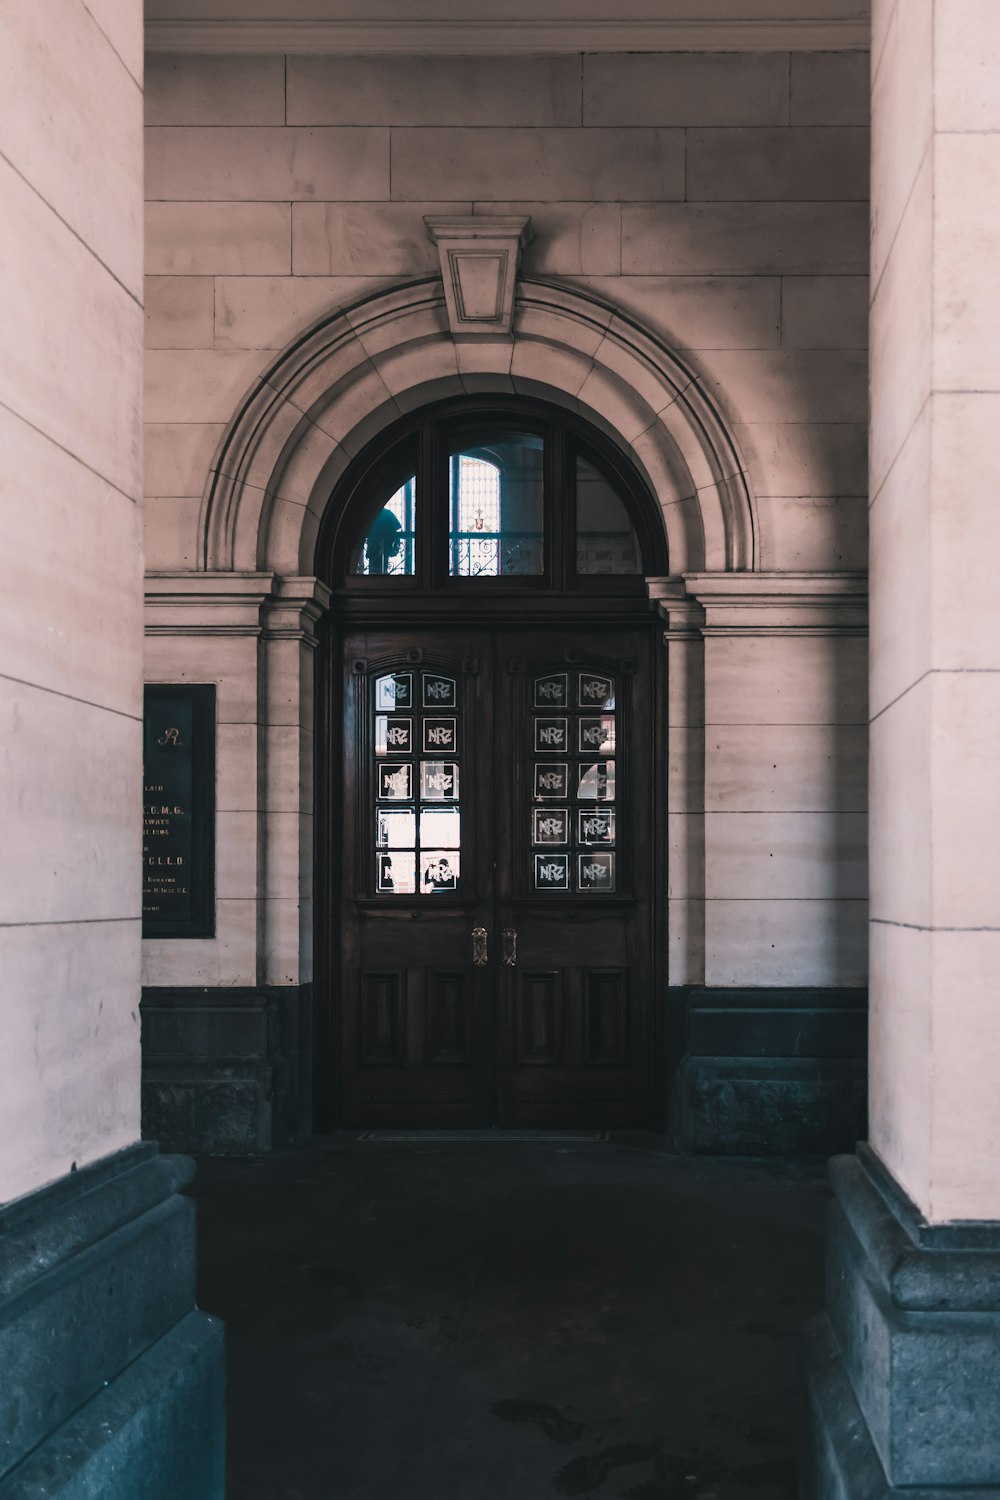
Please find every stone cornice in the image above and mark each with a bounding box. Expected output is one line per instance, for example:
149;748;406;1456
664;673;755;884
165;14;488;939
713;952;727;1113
144;17;870;55
682;571;868;635
145;571;274;636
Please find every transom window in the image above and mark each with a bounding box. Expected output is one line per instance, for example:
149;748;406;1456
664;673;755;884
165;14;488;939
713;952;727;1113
332;399;664;591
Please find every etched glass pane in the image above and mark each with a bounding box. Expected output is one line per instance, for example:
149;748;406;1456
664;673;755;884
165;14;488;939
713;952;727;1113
578;851;615;891
576;455;641;576
376;716;413;756
351;477;417;575
378;763;413;801
420;807;461;849
375;673;412;711
449;431;544;576
533;763;569;800
377;851;416;893
578;715;616;754
377;808;416;847
534;717;569;753
578;672;616;710
577;761;615;801
421;761;459;801
533;808;569;846
578;808;616;847
534;853;569;891
420;850;460;892
533;672;568;708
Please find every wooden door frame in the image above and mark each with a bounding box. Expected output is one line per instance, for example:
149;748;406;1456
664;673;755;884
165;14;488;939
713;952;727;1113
313;597;669;1134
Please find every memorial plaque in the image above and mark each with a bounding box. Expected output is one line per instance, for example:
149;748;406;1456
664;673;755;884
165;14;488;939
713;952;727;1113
142;685;215;938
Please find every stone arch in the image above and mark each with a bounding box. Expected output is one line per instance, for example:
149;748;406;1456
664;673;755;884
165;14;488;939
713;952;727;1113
200;277;757;577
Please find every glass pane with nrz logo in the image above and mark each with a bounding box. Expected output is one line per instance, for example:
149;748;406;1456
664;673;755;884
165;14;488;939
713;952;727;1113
375;673;413;711
577;761;615;801
421;761;459;801
535;853;569;891
532;808;569;846
578;715;615;754
578;808;615;847
377;851;416;893
378;763;413;800
376;716;413;755
533;673;568;709
449;431;544;576
578;851;615;891
534;717;569;754
423;717;457;754
534;763;569;800
578;672;616;710
420;849;460;892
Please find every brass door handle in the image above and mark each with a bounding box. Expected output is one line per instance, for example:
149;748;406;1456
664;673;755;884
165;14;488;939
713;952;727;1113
502;928;517;967
472;927;488;966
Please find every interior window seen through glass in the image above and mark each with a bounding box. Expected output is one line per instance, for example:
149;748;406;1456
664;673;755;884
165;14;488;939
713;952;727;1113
449;431;544;576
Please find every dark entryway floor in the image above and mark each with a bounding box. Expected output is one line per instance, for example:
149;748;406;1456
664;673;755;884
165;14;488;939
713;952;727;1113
190;1136;829;1500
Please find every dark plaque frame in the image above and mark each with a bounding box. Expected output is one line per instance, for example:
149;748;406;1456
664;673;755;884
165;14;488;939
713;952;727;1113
142;685;216;939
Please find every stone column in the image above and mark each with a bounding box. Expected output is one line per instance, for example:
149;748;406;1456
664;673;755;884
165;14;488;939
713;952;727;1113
805;5;1000;1494
0;3;223;1493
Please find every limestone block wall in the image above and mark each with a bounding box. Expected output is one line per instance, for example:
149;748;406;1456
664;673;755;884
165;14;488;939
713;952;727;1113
143;48;870;995
0;1;144;1201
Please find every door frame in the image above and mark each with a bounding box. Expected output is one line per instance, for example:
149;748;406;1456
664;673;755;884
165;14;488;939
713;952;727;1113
311;393;672;1133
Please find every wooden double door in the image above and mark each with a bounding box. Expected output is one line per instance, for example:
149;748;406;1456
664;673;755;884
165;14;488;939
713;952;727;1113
336;624;656;1128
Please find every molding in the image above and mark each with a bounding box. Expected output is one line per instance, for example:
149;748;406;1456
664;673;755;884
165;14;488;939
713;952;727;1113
682;570;868;635
145;570;274;635
144;18;871;54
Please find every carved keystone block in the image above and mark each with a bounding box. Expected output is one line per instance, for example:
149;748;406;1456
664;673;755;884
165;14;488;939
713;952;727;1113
424;214;533;338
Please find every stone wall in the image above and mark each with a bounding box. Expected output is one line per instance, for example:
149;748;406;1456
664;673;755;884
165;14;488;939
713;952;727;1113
0;0;145;1202
142;50;870;1094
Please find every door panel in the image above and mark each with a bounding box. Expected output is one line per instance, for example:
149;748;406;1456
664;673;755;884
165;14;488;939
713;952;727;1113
495;630;653;1126
340;631;494;1126
338;626;654;1128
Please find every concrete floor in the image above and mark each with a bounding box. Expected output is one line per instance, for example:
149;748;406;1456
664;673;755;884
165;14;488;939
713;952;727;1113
190;1137;829;1500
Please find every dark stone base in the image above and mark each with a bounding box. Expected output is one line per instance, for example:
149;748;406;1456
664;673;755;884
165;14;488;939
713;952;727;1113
803;1148;1000;1499
141;983;313;1154
0;1143;224;1498
673;987;867;1155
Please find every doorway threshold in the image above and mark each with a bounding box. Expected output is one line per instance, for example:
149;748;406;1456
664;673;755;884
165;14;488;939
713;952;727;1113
355;1129;609;1143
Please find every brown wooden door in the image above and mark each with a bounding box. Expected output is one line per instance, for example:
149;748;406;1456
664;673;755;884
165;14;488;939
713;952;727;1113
338;625;655;1128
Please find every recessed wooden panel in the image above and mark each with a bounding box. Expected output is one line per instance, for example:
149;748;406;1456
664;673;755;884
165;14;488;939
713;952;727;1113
516;972;562;1066
359;970;406;1066
426;969;470;1065
585;970;628;1065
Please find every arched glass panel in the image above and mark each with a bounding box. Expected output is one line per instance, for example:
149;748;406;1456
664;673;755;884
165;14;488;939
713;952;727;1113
575;454;642;576
448;431;544;576
350;475;417;575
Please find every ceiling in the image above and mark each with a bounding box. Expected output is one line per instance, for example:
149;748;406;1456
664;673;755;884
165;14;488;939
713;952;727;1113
144;0;871;53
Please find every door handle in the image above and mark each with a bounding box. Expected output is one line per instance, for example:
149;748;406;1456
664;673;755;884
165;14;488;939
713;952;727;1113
502;928;517;967
471;927;488;966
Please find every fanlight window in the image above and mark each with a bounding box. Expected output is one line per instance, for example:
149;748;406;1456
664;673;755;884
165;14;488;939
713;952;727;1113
451;455;501;576
351;477;416;576
448;430;544;577
338;404;659;588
